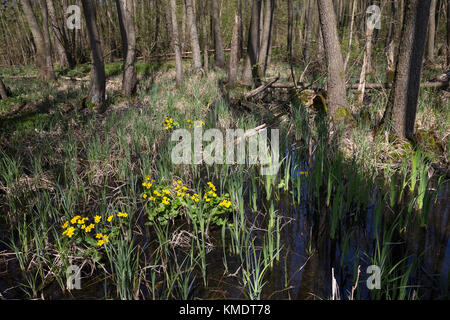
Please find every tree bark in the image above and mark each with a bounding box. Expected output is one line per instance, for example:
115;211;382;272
81;0;106;107
46;0;71;67
447;0;450;68
229;13;240;87
0;78;9;100
303;0;314;63
201;0;209;72
39;0;54;77
170;0;183;86
211;0;225;69
317;0;348;117
426;0;438;62
185;0;202;72
381;0;432;140
343;0;357;73
21;0;55;81
116;0;137;96
243;0;262;86
357;6;375;106
258;0;274;76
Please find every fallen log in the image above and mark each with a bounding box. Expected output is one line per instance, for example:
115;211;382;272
244;76;280;99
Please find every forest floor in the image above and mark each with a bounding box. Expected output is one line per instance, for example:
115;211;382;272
0;59;449;300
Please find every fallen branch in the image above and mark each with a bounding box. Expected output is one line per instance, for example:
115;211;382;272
244;76;279;99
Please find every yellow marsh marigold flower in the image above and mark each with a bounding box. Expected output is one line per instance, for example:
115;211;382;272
94;215;101;223
207;182;216;191
63;226;75;238
62;221;69;229
103;235;109;243
96;233;103;239
219;200;232;208
162;197;170;205
107;215;113;222
153;190;161;197
149;196;156;201
145;176;150;181
70;216;81;224
142;193;148;199
162;189;170;195
118;212;128;218
97;239;104;246
85;224;95;232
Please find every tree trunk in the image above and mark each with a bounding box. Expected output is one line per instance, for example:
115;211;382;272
237;0;243;60
46;0;71;67
258;0;274;76
426;0;437;62
165;3;174;51
447;0;450;68
317;0;348;117
243;0;262;86
39;0;53;76
201;0;209;72
229;13;240;87
0;78;9;100
211;0;225;69
81;0;106;107
21;0;55;81
357;7;375;106
185;0;202;72
170;0;183;86
303;0;314;63
343;0;357;72
116;0;137;96
381;0;432;140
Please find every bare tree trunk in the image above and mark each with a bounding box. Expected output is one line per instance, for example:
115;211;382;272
46;0;70;67
0;78;9;100
303;0;314;63
185;0;202;72
287;0;295;83
229;13;240;87
170;0;183;86
426;0;438;62
21;0;55;81
211;0;225;69
116;0;137;96
243;0;262;86
39;0;53;76
201;0;209;72
343;0;357;72
381;0;432;140
165;3;174;51
237;0;243;60
81;0;106;107
447;0;450;68
317;0;348;117
258;0;274;75
181;0;187;53
357;9;375;106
